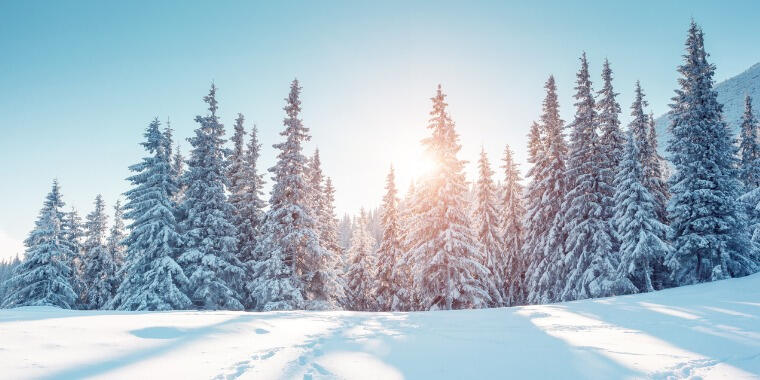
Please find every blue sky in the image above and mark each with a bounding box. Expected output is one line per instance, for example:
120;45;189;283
1;1;759;259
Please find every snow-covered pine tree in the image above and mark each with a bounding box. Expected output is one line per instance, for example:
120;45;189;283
82;194;116;309
252;79;330;310
235;124;268;309
595;59;625;249
630;82;669;224
474;148;506;307
739;95;760;191
346;209;378;311
338;214;353;252
613;132;671;293
107;199;126;284
596;59;625;182
739;95;760;244
109;118;190;311
61;207;85;306
375;167;409;311
302;149;343;309
524;76;569;304
171;144;186;203
666;21;757;284
179;84;245;310
1;180;78;308
560;53;633;301
321;177;347;306
500;144;526;306
406;85;493;310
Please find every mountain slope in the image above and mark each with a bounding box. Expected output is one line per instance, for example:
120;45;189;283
2;274;760;379
655;62;760;155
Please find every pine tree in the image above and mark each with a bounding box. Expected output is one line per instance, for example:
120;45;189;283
524;76;568;304
596;59;625;181
1;180;78;308
320;177;346;306
61;207;85;305
236;124;268;309
82;195;116;309
739;95;760;190
109;118;191;311
106;200;126;272
500;145;526;306
739;95;760;243
666;21;757;284
561;53;632;301
171;144;186;203
179;84;245;310
407;85;493;310
474;148;506;306
252;79;330;310
630;82;669;224
595;59;625;250
346;209;378;311
375;167;409;311
613;133;671;293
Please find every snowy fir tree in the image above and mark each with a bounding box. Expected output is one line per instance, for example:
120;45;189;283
303;149;344;309
739;95;760;191
630;82;669;224
595;59;625;237
375;167;410;311
739;95;760;243
613;133;671;293
338;214;353;252
179;84;245;310
109;118;191;311
171;144;186;203
235;123;268;308
82;194;117;309
61;207;85;304
1;180;77;308
406;85;493;310
560;53;632;301
524;76;568;304
320;177;347;306
665;21;757;284
474;148;506;306
252;79;332;310
106;200;126;271
500;144;526;306
346;209;378;311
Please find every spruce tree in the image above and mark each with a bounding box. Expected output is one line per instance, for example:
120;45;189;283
237;124;268;309
346;209;378;311
666;22;756;284
406;85;493;310
252;79;329;310
61;207;85;305
739;95;760;191
596;59;625;180
107;200;126;287
739;95;760;244
630;82;669;224
524;76;568;304
474;148;506;306
110;118;190;311
179;84;245;310
82;195;116;309
613;133;671;293
375;167;410;311
560;53;632;301
500;145;526;306
1;180;77;308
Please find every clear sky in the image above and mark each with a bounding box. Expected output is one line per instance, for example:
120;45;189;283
1;0;759;260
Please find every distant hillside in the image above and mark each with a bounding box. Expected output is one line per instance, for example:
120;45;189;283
654;62;760;156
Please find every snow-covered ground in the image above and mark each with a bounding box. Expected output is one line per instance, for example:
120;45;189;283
2;275;760;379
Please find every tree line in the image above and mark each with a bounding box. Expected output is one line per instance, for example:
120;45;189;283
2;21;759;312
